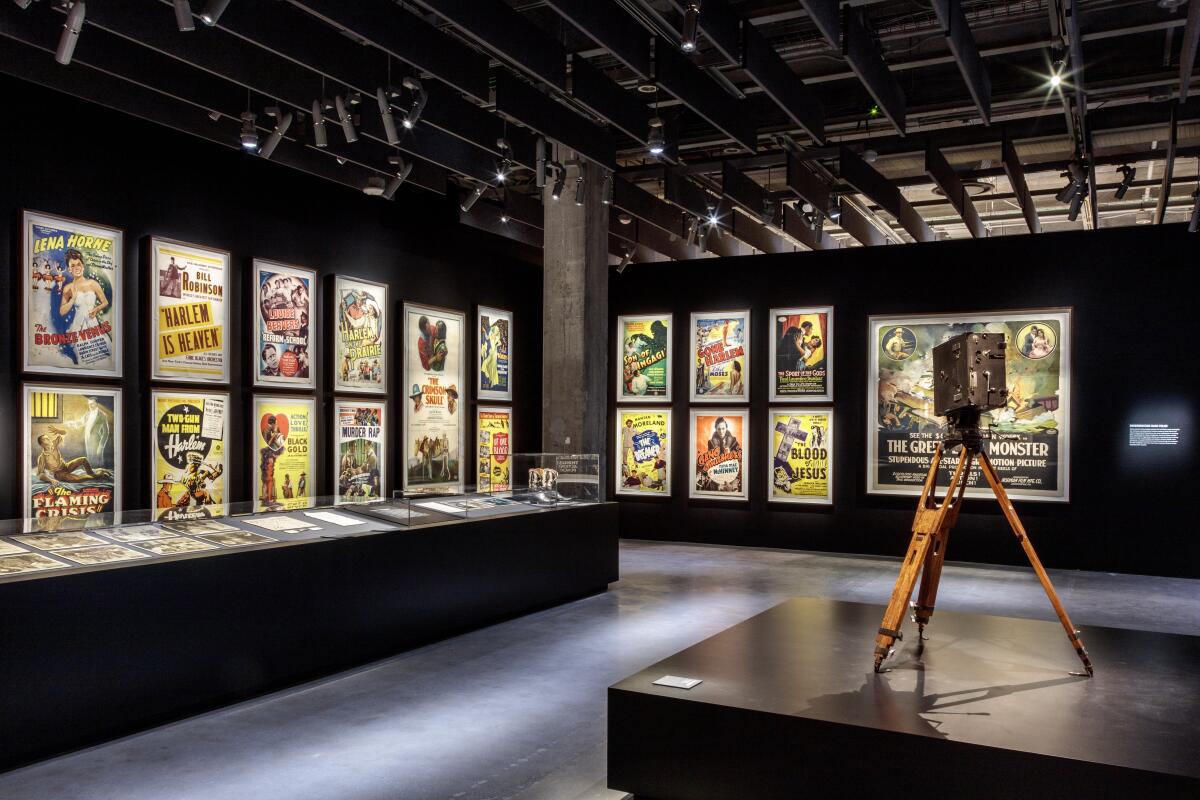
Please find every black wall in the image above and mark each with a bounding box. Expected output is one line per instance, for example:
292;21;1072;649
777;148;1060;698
610;223;1199;579
0;76;542;518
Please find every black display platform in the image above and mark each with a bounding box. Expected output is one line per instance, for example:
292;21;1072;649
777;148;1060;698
0;502;617;772
609;597;1200;799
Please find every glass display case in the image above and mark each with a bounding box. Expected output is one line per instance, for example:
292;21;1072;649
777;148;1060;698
0;453;600;583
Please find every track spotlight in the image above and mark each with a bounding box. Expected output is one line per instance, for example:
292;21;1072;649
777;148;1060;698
680;3;700;53
198;0;230;26
535;136;547;188
574;174;585;206
602;170;613;205
685;215;700;247
239;111;258;151
460;183;485;213
1055;160;1087;204
13;0;34;9
259;109;292;159
1067;182;1087;221
1114;165;1135;200
376;88;400;146
55;1;85;66
383;156;413;200
1189;189;1199;234
863;148;878;164
401;76;426;130
173;0;194;31
334;94;357;143
647;116;665;157
617;245;634;274
311;99;327;147
363;176;386;197
550;162;565;200
500;192;510;223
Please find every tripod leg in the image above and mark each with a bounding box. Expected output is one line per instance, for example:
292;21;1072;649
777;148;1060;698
976;451;1094;676
913;455;970;640
874;447;968;672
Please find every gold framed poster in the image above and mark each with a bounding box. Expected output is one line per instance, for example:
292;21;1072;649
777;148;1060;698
867;309;1071;502
150;236;231;383
616;407;671;497
22;210;122;378
689;409;748;501
253;259;316;389
768;408;833;505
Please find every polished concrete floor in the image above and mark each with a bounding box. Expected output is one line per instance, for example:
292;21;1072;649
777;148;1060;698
3;541;1198;800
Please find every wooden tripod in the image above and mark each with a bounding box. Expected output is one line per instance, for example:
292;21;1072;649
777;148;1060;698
872;437;1094;676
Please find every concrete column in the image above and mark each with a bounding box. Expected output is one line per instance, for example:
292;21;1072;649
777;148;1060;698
541;153;610;490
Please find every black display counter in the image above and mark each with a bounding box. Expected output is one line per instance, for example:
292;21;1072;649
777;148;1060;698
0;501;617;771
609;597;1200;799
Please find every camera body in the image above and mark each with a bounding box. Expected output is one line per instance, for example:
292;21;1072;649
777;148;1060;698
933;332;1008;418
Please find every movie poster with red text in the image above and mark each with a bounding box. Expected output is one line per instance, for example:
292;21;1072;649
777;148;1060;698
689;410;747;501
403;303;464;493
254;260;315;389
690;310;750;402
22;210;122;378
477;406;512;493
23;384;122;525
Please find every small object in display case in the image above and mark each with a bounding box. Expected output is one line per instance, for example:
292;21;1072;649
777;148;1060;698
528;468;558;492
510;453;600;505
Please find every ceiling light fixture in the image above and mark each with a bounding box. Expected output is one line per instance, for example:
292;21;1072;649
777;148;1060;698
383;155;413;199
460;183;485;213
377;87;400;146
685;215;700;247
55;1;85;66
259;109;292;159
617;245;634;274
680;2;700;53
1189;189;1199;233
363;176;386;197
334;94;356;143
1055;159;1087;204
574;173;585;206
550;161;565;200
400;76;426;130
535;135;547;188
173;0;194;31
198;0;230;26
1114;165;1136;200
1067;181;1088;221
13;0;34;9
647;116;666;157
311;99;327;147
602;170;613;205
239;111;258;151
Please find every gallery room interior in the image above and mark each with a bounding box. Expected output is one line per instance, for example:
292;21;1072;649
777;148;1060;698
0;0;1198;798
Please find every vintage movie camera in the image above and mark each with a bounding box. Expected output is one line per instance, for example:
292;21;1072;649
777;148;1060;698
933;331;1008;446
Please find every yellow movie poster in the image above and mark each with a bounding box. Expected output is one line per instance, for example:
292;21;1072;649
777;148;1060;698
617;314;672;401
770;306;833;401
151;237;230;383
22;210;122;378
253;395;316;512
334;275;387;394
404;303;464;493
334;400;386;505
23;384;122;523
477;407;513;492
691;310;750;402
151;390;227;522
769;409;833;505
690;410;747;501
616;408;671;497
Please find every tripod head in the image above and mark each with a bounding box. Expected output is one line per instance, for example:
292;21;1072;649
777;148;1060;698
943;407;985;451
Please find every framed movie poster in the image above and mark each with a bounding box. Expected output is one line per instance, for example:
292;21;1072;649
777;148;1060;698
477;406;513;493
333;399;386;505
151;389;228;522
769;408;833;505
22;210;122;378
333;275;387;395
150;237;231;384
616;313;672;402
253;259;316;389
477;306;512;402
251;395;316;512
769;306;833;402
403;303;465;493
23;383;122;522
689;409;748;501
616;408;671;497
690;310;750;403
867;309;1071;502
